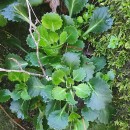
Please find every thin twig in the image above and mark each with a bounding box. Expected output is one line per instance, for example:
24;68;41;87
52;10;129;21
0;68;44;77
26;0;46;77
0;105;26;130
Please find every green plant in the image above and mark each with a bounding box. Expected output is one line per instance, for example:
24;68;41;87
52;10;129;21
0;0;114;129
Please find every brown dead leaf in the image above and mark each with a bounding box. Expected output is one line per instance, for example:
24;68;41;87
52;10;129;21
45;0;60;12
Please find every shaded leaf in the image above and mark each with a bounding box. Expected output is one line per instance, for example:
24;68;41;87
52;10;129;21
85;78;113;110
10;100;29;119
0;14;7;27
81;108;99;122
62;52;80;69
5;53;28;70
0;89;11;102
48;110;68;130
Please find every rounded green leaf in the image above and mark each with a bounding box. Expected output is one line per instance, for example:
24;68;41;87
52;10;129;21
52;87;66;101
73;83;91;98
64;26;78;44
42;13;63;31
73;68;86;82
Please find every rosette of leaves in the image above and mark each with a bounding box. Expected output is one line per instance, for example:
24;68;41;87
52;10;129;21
0;2;114;130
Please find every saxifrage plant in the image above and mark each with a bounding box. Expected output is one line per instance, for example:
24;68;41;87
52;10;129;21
0;0;114;129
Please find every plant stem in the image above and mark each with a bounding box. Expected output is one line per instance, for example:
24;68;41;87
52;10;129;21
60;103;67;116
0;105;26;130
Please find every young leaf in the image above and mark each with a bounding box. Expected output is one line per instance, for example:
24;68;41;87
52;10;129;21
69;112;80;122
81;108;99;122
62;52;80;69
5;53;28;70
8;72;30;82
73;83;91;99
48;110;69;130
10;100;29;119
64;0;88;17
42;13;63;31
52;87;66;101
0;89;11;103
52;70;66;85
64;26;78;45
85;78;113;110
73;68;86;82
83;7;113;36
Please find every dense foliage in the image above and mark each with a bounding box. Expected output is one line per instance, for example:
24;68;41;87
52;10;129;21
0;0;129;130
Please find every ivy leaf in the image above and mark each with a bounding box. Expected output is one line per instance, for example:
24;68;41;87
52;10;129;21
90;56;106;72
84;7;113;35
5;53;28;70
42;13;63;31
0;89;11;103
48;110;69;130
52;87;66;101
10;100;29;119
27;77;53;101
8;72;30;82
52;70;66;85
64;0;88;16
85;78;113;110
26;34;36;49
64;26;78;45
66;92;77;105
74;119;89;130
0;14;7;27
83;63;95;81
62;52;80;69
73;83;91;99
73;68;86;82
81;108;99;122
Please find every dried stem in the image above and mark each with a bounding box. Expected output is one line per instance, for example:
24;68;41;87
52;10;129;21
0;105;26;130
26;0;46;77
0;68;44;77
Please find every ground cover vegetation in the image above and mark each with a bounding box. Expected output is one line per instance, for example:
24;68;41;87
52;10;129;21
0;0;129;130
